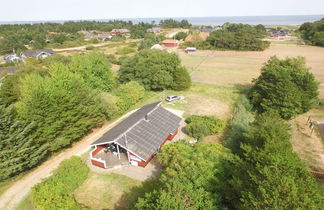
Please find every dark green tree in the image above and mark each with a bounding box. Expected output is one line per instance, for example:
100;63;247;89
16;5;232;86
249;56;318;120
225;115;324;209
0;106;48;181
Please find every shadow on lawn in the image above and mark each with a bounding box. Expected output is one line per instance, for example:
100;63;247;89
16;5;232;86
114;178;160;210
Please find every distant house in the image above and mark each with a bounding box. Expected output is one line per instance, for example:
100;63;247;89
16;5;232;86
78;30;94;41
90;102;181;168
185;32;209;42
151;44;165;50
200;28;214;33
111;29;130;35
4;55;22;63
161;39;179;47
21;49;55;60
97;33;112;41
147;26;161;33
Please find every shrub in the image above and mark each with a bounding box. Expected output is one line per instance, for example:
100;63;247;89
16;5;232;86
249;56;318;120
185;115;226;139
223;95;254;154
106;54;119;65
116;46;136;55
115;81;145;113
85;45;95;50
31;156;89;209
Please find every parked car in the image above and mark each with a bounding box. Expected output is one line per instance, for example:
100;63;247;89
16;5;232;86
166;95;181;102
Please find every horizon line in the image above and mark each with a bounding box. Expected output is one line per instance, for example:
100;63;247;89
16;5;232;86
0;14;323;24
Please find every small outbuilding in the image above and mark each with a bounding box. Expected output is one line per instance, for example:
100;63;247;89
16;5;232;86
90;102;181;168
111;29;130;35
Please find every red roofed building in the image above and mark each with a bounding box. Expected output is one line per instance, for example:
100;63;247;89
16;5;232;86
161;39;179;47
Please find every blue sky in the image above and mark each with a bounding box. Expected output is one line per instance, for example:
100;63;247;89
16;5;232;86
0;0;324;21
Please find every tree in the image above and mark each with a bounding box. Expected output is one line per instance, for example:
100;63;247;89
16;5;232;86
0;106;48;181
118;49;191;91
16;63;108;151
205;23;270;51
174;32;188;40
249;56;318;120
299;18;324;46
225;115;324;209
115;81;145;113
171;66;191;90
69;52;115;92
134;142;233;209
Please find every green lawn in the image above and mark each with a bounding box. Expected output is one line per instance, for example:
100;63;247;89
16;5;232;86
74;172;157;210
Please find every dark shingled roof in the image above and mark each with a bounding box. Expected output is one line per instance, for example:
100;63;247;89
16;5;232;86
22;49;54;58
91;102;181;161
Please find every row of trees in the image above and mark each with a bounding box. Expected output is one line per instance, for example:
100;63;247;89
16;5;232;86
299;18;324;46
0;19;191;55
182;23;270;51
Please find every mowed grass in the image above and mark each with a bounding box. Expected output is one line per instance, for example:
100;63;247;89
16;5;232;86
143;82;242;120
73;172;155;210
179;43;324;97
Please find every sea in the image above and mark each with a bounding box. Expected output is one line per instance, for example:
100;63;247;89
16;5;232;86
0;15;323;26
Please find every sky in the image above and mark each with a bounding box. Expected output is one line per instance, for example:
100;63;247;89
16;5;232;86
0;0;324;21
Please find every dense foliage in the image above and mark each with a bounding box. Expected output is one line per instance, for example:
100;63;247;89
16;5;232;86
0;106;47;181
0;52;148;180
69;52;115;91
223;95;254;154
249;56;318;120
159;19;191;28
115;81;146;113
118;49;191;91
224;115;324;209
16;64;108;151
183;23;269;51
185;115;226;140
299;18;324;46
174;31;188;40
138;33;166;50
134;142;233;209
31;156;89;209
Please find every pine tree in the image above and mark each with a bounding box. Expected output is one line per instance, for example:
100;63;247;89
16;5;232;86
0;106;48;181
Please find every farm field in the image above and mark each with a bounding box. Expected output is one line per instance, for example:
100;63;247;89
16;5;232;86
179;43;324;98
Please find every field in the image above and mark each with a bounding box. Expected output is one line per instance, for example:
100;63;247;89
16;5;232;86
178;42;324;171
179;43;324;98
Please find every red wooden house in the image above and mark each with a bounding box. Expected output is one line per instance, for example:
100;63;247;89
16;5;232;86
90;102;181;168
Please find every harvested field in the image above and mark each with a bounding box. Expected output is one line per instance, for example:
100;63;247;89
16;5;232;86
179;43;324;97
291;109;324;172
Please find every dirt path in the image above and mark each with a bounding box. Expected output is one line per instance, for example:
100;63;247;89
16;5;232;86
0;110;136;210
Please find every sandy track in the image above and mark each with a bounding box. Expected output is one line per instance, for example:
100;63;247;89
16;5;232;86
0;110;136;210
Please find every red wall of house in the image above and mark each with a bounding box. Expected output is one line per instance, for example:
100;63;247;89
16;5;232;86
91;159;105;168
91;145;105;156
162;43;178;47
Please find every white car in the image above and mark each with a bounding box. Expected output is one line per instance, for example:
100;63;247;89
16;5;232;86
166;95;181;102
